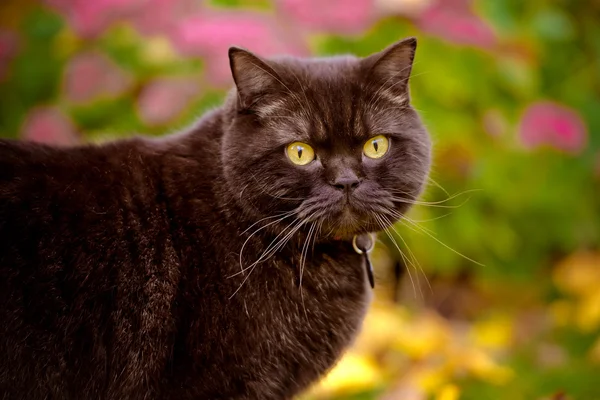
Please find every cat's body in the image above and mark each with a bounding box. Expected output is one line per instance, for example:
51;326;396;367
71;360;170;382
0;119;368;399
0;38;430;399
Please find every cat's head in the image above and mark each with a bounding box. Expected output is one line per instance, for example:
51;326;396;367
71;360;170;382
221;38;431;239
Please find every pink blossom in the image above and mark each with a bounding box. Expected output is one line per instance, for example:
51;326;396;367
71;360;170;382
63;51;132;103
376;0;496;49
172;11;308;85
519;101;587;154
45;0;141;38
21;107;79;146
0;30;18;81
137;78;200;126
45;0;200;38
417;1;496;49
130;0;197;37
375;0;434;18
277;0;375;34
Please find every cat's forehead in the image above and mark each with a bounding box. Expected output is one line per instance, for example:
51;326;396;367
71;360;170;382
261;59;402;145
271;56;362;92
263;58;371;143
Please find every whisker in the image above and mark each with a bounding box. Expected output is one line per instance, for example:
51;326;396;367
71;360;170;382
299;221;317;320
257;212;318;266
399;217;485;267
387;210;437;237
237;212;296;275
385;188;481;206
228;217;308;299
390;197;471;209
241;210;296;235
378;214;423;298
426;176;450;196
238;182;251;201
230;216;302;278
402;212;454;223
374;214;419;299
381;214;431;293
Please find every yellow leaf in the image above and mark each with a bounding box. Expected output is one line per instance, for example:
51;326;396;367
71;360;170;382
392;312;450;359
553;252;600;297
575;291;600;332
436;383;461;400
462;349;513;385
470;314;513;349
354;302;408;354
309;352;382;398
415;364;451;393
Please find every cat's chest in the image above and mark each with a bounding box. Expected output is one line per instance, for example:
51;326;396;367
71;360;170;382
228;245;372;381
175;240;373;397
238;244;370;324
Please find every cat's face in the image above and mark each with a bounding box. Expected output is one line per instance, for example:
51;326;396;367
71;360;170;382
222;38;431;239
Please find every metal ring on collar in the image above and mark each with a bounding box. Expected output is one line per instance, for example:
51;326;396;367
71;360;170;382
352;233;376;254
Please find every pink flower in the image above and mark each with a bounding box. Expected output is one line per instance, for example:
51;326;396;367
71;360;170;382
277;0;375;34
45;0;141;38
63;51;132;103
130;0;197;37
46;0;200;38
375;0;434;18
0;30;18;82
21;107;79;146
137;78;200;126
416;1;497;49
519;101;587;154
172;11;307;85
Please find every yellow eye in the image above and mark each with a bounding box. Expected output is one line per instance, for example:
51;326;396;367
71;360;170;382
286;142;315;166
363;135;389;159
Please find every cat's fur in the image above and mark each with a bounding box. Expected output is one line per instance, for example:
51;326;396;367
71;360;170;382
0;38;430;399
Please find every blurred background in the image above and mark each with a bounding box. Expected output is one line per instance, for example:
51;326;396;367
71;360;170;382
1;0;599;398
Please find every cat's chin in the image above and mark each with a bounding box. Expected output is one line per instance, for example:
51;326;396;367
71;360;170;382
319;210;393;240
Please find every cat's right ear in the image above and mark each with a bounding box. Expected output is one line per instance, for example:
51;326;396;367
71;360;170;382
361;37;417;104
229;47;283;110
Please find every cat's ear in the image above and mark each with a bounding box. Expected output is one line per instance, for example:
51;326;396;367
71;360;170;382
229;47;283;109
362;37;417;103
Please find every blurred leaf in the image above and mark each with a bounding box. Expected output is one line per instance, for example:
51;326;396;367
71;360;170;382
531;9;575;42
70;97;140;133
209;0;271;9
21;7;63;41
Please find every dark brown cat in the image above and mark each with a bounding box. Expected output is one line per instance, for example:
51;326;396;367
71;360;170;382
0;37;430;399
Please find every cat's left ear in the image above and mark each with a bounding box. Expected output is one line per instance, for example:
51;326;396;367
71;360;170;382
362;37;417;103
229;47;283;110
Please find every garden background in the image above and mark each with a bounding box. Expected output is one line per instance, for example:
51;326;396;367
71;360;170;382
0;0;599;399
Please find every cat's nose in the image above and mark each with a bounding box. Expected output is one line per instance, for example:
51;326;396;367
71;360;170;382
332;175;361;192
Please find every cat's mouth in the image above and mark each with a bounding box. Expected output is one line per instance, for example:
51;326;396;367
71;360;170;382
300;192;397;238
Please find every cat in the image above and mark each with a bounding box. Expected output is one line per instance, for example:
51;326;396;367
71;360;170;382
0;37;431;399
